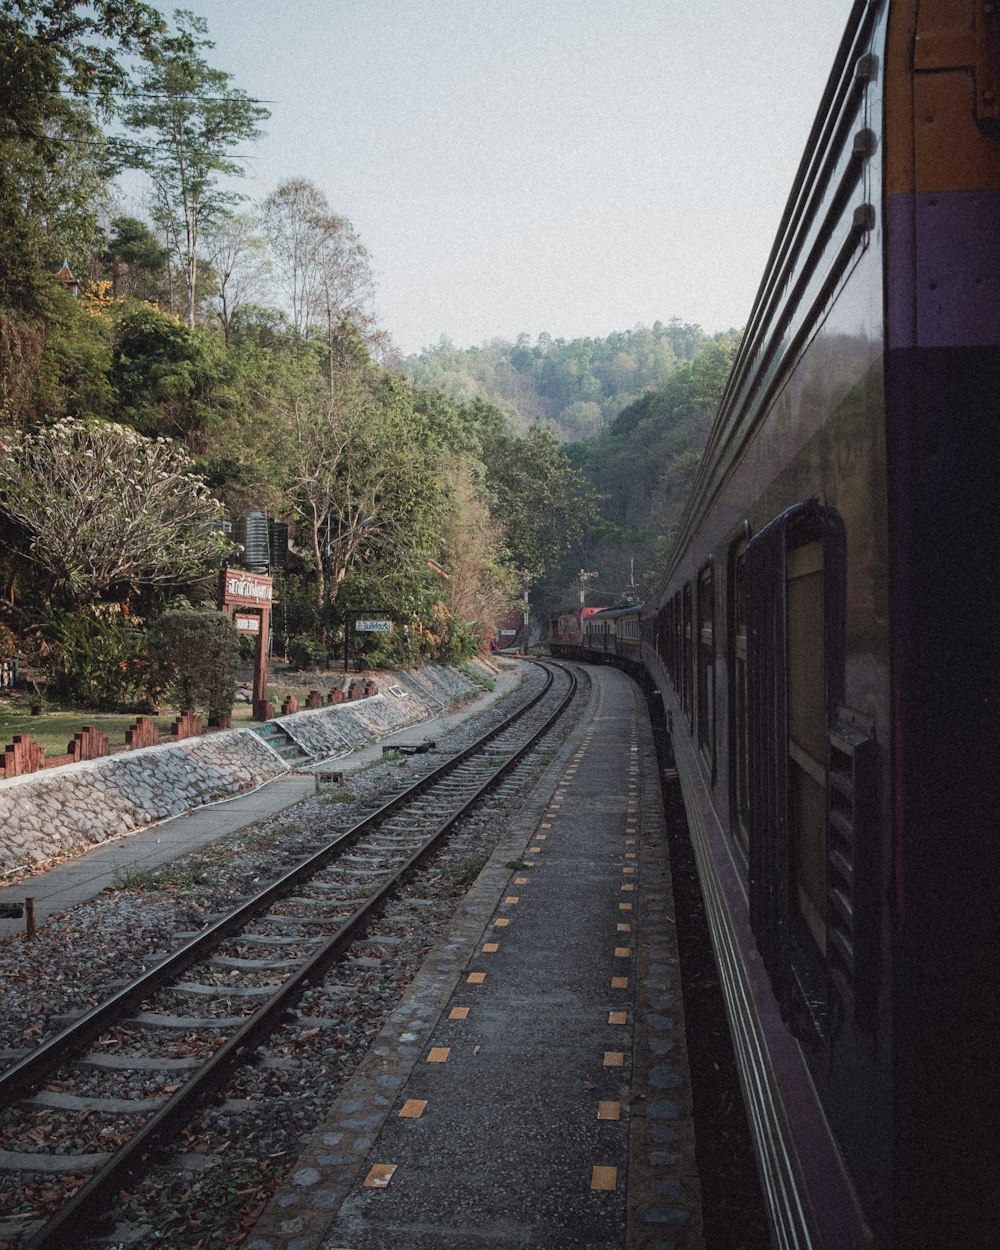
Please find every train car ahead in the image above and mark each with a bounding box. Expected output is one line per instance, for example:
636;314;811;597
641;3;1000;1248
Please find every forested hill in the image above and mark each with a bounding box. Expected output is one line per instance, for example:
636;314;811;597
402;320;737;441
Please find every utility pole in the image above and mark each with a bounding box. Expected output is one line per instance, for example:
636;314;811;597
579;569;598;609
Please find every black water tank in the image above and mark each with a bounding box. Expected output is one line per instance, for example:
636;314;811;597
235;511;270;572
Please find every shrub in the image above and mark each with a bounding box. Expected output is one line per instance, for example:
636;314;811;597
146;609;242;719
35;604;149;709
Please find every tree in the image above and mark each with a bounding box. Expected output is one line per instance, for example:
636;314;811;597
261;178;374;369
0;0;165;312
120;10;269;327
0;417;231;607
284;365;436;622
202;213;268;342
435;454;517;651
479;423;595;573
100;215;169;301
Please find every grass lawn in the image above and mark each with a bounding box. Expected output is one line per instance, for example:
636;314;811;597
0;668;359;759
0;701;257;757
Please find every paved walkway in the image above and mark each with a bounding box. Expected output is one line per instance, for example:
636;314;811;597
247;663;703;1250
0;662;524;939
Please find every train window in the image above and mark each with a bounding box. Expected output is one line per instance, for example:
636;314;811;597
697;563;715;767
682;583;693;726
787;540;826;953
747;501;845;1040
729;537;750;851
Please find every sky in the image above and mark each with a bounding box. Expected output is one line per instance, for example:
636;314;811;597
150;0;858;356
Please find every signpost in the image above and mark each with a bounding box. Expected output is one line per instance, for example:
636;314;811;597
343;608;393;672
219;567;273;720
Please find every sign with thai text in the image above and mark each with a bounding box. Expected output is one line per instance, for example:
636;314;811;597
221;568;273;606
235;612;261;634
355;619;392;633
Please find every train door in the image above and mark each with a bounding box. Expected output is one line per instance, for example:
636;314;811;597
728;535;750;853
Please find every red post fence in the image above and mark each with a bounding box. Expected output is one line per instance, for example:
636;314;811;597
0;679;382;779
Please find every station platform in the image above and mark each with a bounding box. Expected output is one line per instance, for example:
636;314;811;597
246;663;703;1250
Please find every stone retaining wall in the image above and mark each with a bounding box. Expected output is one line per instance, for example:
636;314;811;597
0;662;495;875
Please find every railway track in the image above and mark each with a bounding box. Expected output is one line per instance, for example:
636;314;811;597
0;659;578;1249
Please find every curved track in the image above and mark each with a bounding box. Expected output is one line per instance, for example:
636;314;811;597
0;660;576;1249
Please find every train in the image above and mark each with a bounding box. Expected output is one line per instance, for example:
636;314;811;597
549;2;999;1246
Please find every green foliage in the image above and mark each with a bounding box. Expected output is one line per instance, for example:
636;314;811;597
100;216;169;301
0;0;166;314
404;319;714;440
111;301;225;438
32;603;149;709
33;288;115;420
117;9;270;327
145;609;242;718
0;417;231;610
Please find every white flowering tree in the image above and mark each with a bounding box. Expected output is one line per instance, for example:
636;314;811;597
0;418;231;606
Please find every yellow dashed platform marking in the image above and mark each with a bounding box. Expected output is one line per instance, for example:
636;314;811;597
449;1007;470;1020
621;883;634;893
427;1047;450;1063
363;1163;396;1188
625;852;636;860
541;822;553;829
603;1051;624;1067
591;1165;618;1191
622;866;635;875
505;896;520;905
467;972;486;984
611;976;628;989
619;902;633;911
493;917;510;927
515;877;529;885
399;1099;427;1118
608;1011;627;1026
482;942;499;953
617;923;631;933
535;833;547;840
598;1101;622;1121
615;946;630;958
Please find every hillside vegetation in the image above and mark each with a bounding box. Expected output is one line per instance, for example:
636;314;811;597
403;319;727;441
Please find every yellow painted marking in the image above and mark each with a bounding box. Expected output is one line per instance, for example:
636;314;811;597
467;972;486;984
619;902;633;911
541;822;553;829
617;923;631;932
603;1051;624;1067
528;847;541;854
363;1163;397;1188
399;1099;427;1118
535;833;547;840
611;976;628;989
493;917;510;927
427;1047;450;1063
449;1007;470;1020
482;942;499;953
620;883;634;892
591;1165;618;1192
625;852;636;860
615;946;631;958
515;877;528;885
598;1101;622;1121
505;896;520;905
622;866;635;875
625;838;636;845
608;1011;627;1025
